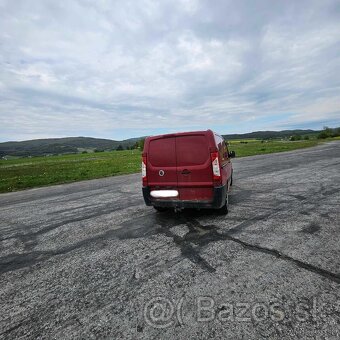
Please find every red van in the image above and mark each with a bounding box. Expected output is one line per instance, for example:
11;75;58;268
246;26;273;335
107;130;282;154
142;130;235;213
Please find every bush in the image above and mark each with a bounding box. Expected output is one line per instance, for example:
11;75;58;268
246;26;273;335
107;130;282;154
290;135;301;141
133;138;146;150
333;128;340;137
139;138;145;150
317;127;333;139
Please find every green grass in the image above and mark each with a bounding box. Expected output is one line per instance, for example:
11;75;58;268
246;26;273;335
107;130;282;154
0;138;332;193
0;150;141;193
228;139;320;157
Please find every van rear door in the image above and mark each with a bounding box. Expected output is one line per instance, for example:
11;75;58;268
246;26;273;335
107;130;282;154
147;137;177;188
176;135;213;201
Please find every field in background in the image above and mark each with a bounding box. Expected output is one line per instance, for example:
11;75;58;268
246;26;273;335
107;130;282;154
0;150;141;193
228;139;320;157
0;139;330;193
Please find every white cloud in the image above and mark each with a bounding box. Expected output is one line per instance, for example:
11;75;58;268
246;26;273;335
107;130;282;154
0;0;339;141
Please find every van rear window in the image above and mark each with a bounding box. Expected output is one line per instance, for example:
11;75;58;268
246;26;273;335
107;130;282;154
176;135;209;166
149;137;176;166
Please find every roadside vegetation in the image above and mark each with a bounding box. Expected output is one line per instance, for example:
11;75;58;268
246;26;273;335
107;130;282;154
0;150;141;193
0;129;339;193
316;126;340;139
228;139;320;157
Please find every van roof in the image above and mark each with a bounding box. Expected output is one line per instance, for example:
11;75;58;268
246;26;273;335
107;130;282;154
147;129;217;141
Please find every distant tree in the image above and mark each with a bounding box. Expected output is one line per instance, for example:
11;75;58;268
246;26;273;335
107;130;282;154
304;135;310;140
290;135;301;141
317;126;333;139
82;151;88;154
333;127;340;137
116;144;124;151
138;138;145;150
133;138;145;150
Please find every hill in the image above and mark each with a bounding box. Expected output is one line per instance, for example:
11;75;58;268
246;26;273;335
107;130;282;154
222;129;317;140
0;136;142;157
0;129;323;157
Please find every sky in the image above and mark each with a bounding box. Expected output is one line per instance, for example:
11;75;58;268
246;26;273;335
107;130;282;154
0;0;340;142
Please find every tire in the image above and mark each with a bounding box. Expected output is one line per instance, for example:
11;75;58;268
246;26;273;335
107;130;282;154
153;206;168;212
218;192;229;214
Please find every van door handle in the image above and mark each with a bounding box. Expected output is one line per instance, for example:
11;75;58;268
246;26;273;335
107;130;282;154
181;169;191;175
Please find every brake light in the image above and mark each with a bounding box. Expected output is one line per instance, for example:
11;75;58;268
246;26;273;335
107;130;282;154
211;151;221;182
142;155;147;186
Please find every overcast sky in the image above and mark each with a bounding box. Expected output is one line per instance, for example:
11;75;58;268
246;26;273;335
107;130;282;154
0;0;340;142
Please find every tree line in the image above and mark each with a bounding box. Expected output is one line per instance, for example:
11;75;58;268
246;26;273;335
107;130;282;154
290;127;340;141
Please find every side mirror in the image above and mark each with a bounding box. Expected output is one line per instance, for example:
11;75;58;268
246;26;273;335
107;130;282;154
228;151;236;158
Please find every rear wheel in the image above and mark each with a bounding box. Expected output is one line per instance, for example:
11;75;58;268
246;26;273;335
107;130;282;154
153;206;168;212
218;191;229;214
218;179;230;214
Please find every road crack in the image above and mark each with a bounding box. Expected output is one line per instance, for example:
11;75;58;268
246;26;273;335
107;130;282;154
178;219;340;284
221;232;340;284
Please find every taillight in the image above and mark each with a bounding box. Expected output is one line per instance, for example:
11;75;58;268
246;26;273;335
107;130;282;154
142;155;147;186
211;151;221;182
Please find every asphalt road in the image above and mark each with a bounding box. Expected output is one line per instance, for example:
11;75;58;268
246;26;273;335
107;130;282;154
1;142;340;339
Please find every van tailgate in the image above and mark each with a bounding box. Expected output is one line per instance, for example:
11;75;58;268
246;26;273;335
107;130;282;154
176;135;213;201
147;137;178;191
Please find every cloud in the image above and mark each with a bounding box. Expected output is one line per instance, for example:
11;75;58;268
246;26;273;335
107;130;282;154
0;0;339;141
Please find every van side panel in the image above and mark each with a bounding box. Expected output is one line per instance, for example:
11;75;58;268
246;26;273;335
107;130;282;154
214;134;231;186
176;134;214;201
147;137;177;187
221;140;232;185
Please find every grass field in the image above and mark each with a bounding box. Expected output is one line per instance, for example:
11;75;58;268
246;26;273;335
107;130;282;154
0;150;141;193
0;139;328;193
228;139;320;157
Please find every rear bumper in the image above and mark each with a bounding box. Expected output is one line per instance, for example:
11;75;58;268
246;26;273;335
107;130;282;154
142;185;227;209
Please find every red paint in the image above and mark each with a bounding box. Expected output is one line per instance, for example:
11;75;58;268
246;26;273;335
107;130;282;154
142;130;233;204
